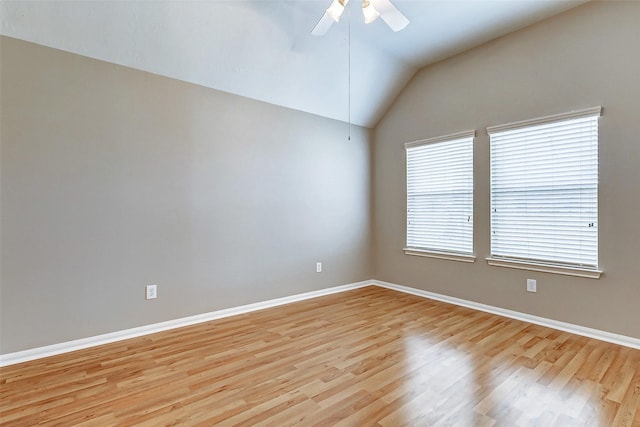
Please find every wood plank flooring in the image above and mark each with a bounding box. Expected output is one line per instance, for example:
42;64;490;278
2;286;640;426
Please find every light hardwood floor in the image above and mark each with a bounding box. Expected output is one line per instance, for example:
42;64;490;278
2;286;640;426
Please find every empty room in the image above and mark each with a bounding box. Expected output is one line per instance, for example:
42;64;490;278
1;0;639;425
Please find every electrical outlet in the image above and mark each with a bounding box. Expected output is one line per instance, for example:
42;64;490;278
316;262;322;273
527;279;537;293
146;284;157;300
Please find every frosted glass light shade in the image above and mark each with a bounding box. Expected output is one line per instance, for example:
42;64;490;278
362;0;380;24
326;0;348;22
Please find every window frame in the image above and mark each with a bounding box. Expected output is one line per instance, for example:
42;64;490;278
403;130;476;263
486;107;603;278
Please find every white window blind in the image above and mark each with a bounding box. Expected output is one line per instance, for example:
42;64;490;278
405;131;474;255
488;107;601;269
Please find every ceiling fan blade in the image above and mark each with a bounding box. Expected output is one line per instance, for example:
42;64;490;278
370;0;409;32
311;12;336;36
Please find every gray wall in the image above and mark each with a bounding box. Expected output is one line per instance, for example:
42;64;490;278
373;1;640;339
0;37;372;353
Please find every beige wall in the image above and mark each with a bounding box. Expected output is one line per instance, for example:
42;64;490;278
2;1;640;356
373;1;640;339
0;37;372;353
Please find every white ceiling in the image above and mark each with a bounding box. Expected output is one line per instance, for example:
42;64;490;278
0;0;588;128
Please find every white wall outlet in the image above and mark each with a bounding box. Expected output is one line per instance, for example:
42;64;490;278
316;262;322;273
527;279;537;293
146;284;157;300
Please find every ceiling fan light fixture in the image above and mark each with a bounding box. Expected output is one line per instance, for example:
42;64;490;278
362;0;380;24
326;0;349;22
312;0;408;36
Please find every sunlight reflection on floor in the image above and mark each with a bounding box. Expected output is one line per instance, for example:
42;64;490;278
384;332;611;426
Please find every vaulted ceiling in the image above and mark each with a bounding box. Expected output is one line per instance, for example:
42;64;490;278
0;0;588;128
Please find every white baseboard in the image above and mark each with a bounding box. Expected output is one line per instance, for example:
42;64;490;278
372;279;640;350
3;279;638;366
0;280;372;367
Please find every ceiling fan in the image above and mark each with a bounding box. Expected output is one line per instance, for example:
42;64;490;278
311;0;409;36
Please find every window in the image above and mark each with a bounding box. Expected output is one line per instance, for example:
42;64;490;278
487;107;601;278
404;131;475;262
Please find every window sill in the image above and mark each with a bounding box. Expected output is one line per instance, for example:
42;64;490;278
486;257;602;279
404;248;476;263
